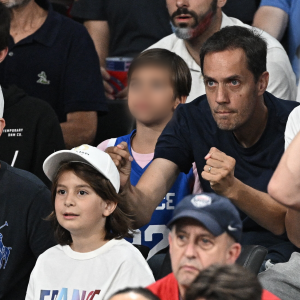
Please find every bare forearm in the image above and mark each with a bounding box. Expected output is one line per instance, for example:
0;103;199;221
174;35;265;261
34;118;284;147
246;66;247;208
253;6;288;41
84;20;109;67
123;160;180;228
228;179;286;235
285;208;300;247
268;132;300;208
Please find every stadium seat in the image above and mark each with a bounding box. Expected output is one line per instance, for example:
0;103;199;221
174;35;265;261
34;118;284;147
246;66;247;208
148;245;268;280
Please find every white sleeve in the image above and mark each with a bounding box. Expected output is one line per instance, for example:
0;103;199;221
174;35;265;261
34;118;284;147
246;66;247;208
104;251;155;299
25;260;39;300
285;106;300;150
266;48;297;101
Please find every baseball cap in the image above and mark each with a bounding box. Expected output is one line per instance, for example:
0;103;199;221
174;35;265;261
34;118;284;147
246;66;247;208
43;144;120;193
0;85;4;118
167;193;243;242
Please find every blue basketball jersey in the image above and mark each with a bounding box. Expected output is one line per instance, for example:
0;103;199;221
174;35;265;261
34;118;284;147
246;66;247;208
113;130;194;259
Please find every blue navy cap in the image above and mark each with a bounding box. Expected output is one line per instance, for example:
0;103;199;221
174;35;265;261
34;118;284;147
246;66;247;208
167;193;243;242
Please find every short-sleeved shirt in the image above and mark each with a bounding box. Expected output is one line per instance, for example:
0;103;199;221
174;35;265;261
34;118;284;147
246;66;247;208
154;92;299;263
0;0;107;122
71;0;172;58
260;0;300;80
0;161;55;300
285;105;300;149
149;13;297;102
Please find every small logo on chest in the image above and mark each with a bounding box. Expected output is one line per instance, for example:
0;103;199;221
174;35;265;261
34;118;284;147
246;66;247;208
37;71;50;85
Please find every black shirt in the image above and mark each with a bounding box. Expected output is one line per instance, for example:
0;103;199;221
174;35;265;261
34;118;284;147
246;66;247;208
154;92;299;263
0;0;107;122
0;161;55;300
0;85;65;186
71;0;173;58
223;0;261;25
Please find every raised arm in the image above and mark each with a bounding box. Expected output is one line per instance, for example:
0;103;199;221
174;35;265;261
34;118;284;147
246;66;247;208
106;142;180;228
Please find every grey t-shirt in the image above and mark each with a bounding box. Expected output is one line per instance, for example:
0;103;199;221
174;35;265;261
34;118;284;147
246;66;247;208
259;252;300;300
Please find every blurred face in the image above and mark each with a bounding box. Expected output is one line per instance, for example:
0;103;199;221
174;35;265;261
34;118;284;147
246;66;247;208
55;171;116;237
128;65;184;125
167;0;220;39
169;218;240;290
0;0;31;8
110;293;149;300
203;48;268;131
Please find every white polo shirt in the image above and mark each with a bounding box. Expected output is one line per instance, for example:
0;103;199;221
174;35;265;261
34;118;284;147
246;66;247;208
149;13;297;103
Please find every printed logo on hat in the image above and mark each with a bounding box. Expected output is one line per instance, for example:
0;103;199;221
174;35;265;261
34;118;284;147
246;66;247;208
191;194;212;208
73;145;90;155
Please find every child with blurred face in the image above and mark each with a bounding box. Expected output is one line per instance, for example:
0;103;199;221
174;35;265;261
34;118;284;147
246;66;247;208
98;49;202;259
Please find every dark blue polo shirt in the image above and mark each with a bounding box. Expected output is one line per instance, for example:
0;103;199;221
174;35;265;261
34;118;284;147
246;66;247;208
154;92;299;264
0;0;107;122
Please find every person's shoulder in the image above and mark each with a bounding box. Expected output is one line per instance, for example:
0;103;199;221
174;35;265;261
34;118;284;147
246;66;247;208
1;161;49;192
268;92;300;113
178;94;209;113
148;34;181;51
288;105;300;123
148;273;176;293
109;239;145;260
38;244;62;261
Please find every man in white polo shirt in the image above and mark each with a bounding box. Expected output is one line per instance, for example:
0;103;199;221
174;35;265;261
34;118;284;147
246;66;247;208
149;0;297;102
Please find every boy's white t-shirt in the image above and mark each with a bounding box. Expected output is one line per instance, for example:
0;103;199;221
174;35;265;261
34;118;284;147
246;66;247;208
25;239;155;300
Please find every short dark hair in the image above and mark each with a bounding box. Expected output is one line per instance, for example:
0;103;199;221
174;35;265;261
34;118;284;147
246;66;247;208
47;162;134;245
128;48;192;99
200;26;267;82
109;287;160;300
185;264;262;300
0;2;10;51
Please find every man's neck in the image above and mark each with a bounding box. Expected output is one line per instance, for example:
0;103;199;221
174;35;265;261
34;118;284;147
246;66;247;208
183;10;223;66
10;0;48;44
131;119;171;154
233;96;268;148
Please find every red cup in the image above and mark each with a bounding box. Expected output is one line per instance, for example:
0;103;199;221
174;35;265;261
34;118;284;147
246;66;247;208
106;57;133;94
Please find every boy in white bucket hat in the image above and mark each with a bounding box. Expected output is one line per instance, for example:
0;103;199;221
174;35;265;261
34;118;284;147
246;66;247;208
26;145;154;300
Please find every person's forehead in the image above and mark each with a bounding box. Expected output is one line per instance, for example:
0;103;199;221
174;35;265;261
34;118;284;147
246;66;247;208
203;48;249;77
110;293;148;300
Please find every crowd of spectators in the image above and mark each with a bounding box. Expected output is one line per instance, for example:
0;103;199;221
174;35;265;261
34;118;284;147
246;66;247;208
0;0;300;300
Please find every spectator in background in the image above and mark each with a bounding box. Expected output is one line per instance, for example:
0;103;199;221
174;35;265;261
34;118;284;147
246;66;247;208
106;26;300;270
0;3;65;185
147;194;279;300
0;0;108;149
71;0;172;100
99;49;202;259
185;264;264;300
145;0;296;102
0;87;55;300
258;131;300;300
109;288;160;300
253;0;300;82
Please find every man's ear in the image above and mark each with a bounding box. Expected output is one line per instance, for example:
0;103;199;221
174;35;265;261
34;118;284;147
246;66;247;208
218;0;227;9
102;200;118;217
0;48;8;63
174;95;187;110
257;71;269;97
0;118;6;136
226;243;242;264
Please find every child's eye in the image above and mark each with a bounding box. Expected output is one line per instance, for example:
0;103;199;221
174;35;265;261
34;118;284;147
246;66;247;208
57;189;66;195
78;190;88;196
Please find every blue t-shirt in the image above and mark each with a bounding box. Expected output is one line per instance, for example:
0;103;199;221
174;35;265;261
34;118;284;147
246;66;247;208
113;131;194;259
260;0;300;80
154;92;299;263
0;0;107;122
